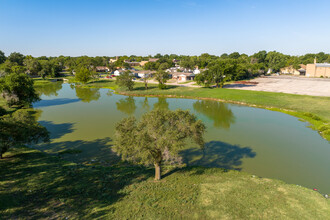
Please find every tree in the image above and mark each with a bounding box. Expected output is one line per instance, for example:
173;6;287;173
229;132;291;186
0;73;40;107
0;110;49;159
0;50;6;64
195;60;234;88
24;57;41;75
8;52;25;66
116;70;134;90
114;109;205;180
75;67;91;84
11;65;26;74
265;51;287;72
154;70;169;89
143;73;151;90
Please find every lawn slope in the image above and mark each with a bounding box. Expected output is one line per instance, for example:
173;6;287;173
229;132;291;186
1;147;329;219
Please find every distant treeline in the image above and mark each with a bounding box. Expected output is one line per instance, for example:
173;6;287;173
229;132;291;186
0;50;329;80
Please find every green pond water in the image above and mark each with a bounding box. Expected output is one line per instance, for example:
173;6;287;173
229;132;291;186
33;83;330;193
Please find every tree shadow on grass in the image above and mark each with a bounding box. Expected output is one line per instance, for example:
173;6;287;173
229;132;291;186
0;147;153;219
180;141;256;171
37;137;120;165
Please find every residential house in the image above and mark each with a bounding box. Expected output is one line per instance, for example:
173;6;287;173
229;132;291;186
306;59;330;77
113;69;125;76
149;58;159;62
172;72;195;82
124;60;140;67
95;66;110;72
132;70;156;78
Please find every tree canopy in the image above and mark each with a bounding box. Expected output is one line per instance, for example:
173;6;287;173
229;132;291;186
116;70;134;90
0;73;40;107
114;109;206;180
0;109;49;159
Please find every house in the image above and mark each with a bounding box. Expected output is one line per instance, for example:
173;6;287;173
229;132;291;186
124;60;140;67
306;59;330;77
131;70;156;78
193;67;201;75
95;66;110;72
149;58;159;62
139;61;149;66
280;64;306;76
113;69;125;76
172;72;195;82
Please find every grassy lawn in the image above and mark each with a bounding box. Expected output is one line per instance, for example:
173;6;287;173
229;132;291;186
1;147;329;219
83;80;330;140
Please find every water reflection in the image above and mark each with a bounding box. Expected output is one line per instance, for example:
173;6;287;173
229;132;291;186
142;97;150;111
193;100;235;129
36;82;63;96
153;98;169;110
116;96;136;115
75;87;101;103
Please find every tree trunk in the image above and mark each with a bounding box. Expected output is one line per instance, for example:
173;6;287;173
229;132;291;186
145;82;148;90
0;152;3;159
154;162;161;180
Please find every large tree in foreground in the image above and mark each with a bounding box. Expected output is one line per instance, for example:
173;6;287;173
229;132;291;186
0;73;40;107
0;110;49;159
114;109;206;180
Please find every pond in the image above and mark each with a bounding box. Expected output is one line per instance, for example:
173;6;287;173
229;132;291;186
33;83;330;193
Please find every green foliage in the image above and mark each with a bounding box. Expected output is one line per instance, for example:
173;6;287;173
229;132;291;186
8;52;25;66
0;73;40;107
0;50;6;64
24;57;41;75
116;70;134;90
0;110;49;159
195;60;234;88
75;67;92;84
10;65;26;74
265;51;287;72
154;70;169;89
114;109;206;180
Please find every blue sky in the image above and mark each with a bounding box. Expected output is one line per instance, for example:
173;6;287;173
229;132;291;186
1;0;330;57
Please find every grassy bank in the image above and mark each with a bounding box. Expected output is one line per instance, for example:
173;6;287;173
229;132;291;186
1;147;329;219
82;80;330;140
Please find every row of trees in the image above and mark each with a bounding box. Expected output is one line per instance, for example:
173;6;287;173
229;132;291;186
2;50;329;79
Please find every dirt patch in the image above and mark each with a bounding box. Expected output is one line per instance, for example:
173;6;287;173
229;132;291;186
225;76;330;97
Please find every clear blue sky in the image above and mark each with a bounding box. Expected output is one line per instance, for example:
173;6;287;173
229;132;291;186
1;0;330;57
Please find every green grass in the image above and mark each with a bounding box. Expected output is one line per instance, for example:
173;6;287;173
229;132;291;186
1;147;329;219
84;80;330;140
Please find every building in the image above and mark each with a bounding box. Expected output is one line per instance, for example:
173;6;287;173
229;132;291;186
149;58;159;62
113;70;125;76
109;56;118;63
280;64;306;76
172;72;195;82
139;61;149;66
306;59;330;77
131;70;155;78
124;60;140;67
95;66;110;72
